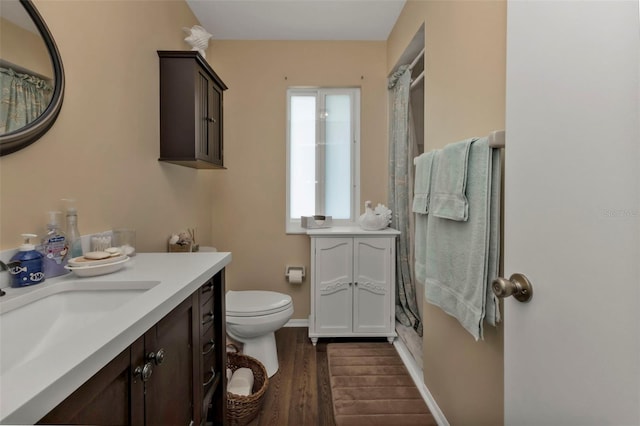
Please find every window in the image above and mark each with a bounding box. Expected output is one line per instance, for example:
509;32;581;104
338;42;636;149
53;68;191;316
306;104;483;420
286;88;360;233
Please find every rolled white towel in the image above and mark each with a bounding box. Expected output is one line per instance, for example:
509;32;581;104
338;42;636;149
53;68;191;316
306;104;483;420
226;368;233;386
227;367;254;396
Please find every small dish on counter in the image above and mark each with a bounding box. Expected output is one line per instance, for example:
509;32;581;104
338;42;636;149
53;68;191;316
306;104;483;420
68;253;127;267
64;257;130;277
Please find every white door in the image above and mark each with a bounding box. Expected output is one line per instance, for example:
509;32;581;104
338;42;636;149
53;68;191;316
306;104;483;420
504;1;640;425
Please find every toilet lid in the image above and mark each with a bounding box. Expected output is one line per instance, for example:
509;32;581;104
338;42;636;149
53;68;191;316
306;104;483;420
226;290;292;317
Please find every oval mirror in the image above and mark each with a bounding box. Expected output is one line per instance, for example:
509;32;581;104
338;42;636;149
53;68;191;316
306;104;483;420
0;0;65;156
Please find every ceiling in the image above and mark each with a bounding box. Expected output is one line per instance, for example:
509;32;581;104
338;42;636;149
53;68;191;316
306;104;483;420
186;0;406;41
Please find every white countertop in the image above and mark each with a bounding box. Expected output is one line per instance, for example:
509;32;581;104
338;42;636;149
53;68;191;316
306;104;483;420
0;252;231;425
306;225;400;236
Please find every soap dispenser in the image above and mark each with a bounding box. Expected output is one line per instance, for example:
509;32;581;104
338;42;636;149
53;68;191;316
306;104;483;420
63;198;83;258
41;211;69;278
9;234;45;287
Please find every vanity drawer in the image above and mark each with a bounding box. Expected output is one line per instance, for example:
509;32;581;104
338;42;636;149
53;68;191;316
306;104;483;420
200;279;215;306
201;324;215;357
202;349;217;395
200;294;215;334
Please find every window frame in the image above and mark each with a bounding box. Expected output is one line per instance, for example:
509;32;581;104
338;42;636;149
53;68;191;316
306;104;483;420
286;87;361;234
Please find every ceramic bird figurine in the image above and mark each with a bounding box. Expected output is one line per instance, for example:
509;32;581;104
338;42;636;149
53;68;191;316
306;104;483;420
183;25;213;58
358;201;392;231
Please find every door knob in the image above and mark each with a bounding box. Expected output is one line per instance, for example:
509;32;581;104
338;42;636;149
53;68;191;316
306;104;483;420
492;273;533;303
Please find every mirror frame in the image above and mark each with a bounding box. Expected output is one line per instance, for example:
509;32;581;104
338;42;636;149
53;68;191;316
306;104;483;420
0;0;65;156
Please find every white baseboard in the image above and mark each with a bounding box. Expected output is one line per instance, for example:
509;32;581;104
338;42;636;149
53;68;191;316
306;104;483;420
393;338;450;426
285;318;309;327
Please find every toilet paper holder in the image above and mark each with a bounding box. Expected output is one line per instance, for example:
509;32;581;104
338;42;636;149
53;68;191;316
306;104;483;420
285;265;306;281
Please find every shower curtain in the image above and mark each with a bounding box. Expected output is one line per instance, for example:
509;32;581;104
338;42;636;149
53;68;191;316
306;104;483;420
0;67;52;134
388;65;422;336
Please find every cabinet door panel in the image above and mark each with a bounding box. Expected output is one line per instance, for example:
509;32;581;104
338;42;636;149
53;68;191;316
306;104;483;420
353;238;392;333
315;238;353;334
144;297;195;426
196;69;212;162
38;338;144;426
210;84;222;165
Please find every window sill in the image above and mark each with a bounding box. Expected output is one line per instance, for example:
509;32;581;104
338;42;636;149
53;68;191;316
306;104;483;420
286;221;357;235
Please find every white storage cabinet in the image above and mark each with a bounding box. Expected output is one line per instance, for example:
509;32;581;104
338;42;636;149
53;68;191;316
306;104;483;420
307;227;399;345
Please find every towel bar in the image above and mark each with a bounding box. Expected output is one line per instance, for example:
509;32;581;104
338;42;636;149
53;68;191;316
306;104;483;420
488;130;505;148
413;129;505;166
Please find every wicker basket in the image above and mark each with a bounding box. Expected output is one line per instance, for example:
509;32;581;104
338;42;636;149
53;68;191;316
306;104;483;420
226;345;269;426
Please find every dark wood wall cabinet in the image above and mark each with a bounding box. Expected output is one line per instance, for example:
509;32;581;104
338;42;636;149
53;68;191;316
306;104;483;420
38;271;227;426
158;51;228;169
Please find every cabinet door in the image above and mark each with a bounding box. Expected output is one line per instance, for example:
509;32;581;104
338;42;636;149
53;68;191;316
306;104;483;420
144;296;197;426
314;238;353;335
195;70;223;167
209;83;223;166
353;237;392;334
196;69;214;164
38;338;145;426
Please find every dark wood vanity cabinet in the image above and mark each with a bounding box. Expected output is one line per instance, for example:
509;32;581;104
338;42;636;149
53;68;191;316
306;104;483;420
158;51;228;169
199;271;227;425
39;271;227;426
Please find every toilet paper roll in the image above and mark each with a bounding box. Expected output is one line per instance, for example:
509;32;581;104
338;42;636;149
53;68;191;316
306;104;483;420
288;269;303;284
227;367;254;396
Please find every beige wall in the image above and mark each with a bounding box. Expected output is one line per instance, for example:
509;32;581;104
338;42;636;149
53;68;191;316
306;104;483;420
206;41;389;319
387;1;506;425
0;1;215;253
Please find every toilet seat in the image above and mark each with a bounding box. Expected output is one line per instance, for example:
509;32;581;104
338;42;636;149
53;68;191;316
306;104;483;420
226;290;292;317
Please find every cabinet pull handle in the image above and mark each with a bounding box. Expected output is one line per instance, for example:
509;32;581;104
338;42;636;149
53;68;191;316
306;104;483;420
133;362;153;382
206;117;216;123
202;339;215;355
147;348;166;366
202;310;214;325
203;367;216;387
201;282;214;293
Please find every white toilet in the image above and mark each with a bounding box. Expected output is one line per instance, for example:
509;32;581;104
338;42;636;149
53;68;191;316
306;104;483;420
225;290;294;377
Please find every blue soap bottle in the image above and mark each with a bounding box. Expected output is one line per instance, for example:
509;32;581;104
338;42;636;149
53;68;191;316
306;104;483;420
9;234;45;287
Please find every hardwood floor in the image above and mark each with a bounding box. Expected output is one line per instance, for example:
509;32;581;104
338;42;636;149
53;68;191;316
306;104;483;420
245;327;336;426
242;327;397;426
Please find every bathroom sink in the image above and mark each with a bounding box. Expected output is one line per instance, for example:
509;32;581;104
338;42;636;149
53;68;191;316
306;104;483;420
0;280;159;375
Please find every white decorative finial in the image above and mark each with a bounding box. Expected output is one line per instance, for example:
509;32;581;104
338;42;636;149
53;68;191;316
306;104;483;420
182;25;213;58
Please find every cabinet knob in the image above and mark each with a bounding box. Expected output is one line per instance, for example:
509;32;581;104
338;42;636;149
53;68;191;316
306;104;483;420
206;117;216;123
147;348;166;365
134;362;153;382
